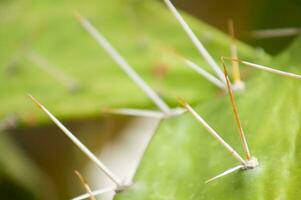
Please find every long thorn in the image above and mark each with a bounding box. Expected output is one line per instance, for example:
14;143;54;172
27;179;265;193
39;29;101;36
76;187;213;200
178;98;246;164
74;170;96;200
224;57;301;80
222;63;251;160
76;13;170;113
157;43;225;89
163;0;226;83
250;28;301;39
205;165;243;183
104;107;185;118
27;50;80;92
28;94;123;187
185;59;225;89
227;19;241;83
72;187;117;200
102;108;165;118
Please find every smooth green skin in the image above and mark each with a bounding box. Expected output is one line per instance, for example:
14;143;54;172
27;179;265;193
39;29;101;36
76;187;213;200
116;38;301;200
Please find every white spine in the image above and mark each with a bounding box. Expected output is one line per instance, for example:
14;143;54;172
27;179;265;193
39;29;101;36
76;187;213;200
185;59;225;88
29;95;122;187
242;61;301;79
184;103;246;164
78;16;170;113
206;165;243;183
164;0;225;83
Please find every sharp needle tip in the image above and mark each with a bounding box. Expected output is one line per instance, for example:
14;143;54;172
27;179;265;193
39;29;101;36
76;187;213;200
176;96;187;107
205;165;244;184
27;94;43;109
73;10;82;21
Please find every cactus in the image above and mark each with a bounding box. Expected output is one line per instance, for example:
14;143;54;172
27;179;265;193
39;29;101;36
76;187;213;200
115;56;301;200
1;0;301;199
0;0;265;123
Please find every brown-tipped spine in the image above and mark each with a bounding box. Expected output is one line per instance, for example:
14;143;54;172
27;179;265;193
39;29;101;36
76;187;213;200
27;94;43;109
222;63;251;160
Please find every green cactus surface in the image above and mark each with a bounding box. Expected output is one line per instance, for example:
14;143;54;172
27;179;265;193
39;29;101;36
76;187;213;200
0;0;267;125
115;47;301;199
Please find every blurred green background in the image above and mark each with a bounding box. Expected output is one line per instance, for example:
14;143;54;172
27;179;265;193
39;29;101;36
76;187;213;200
1;0;301;199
